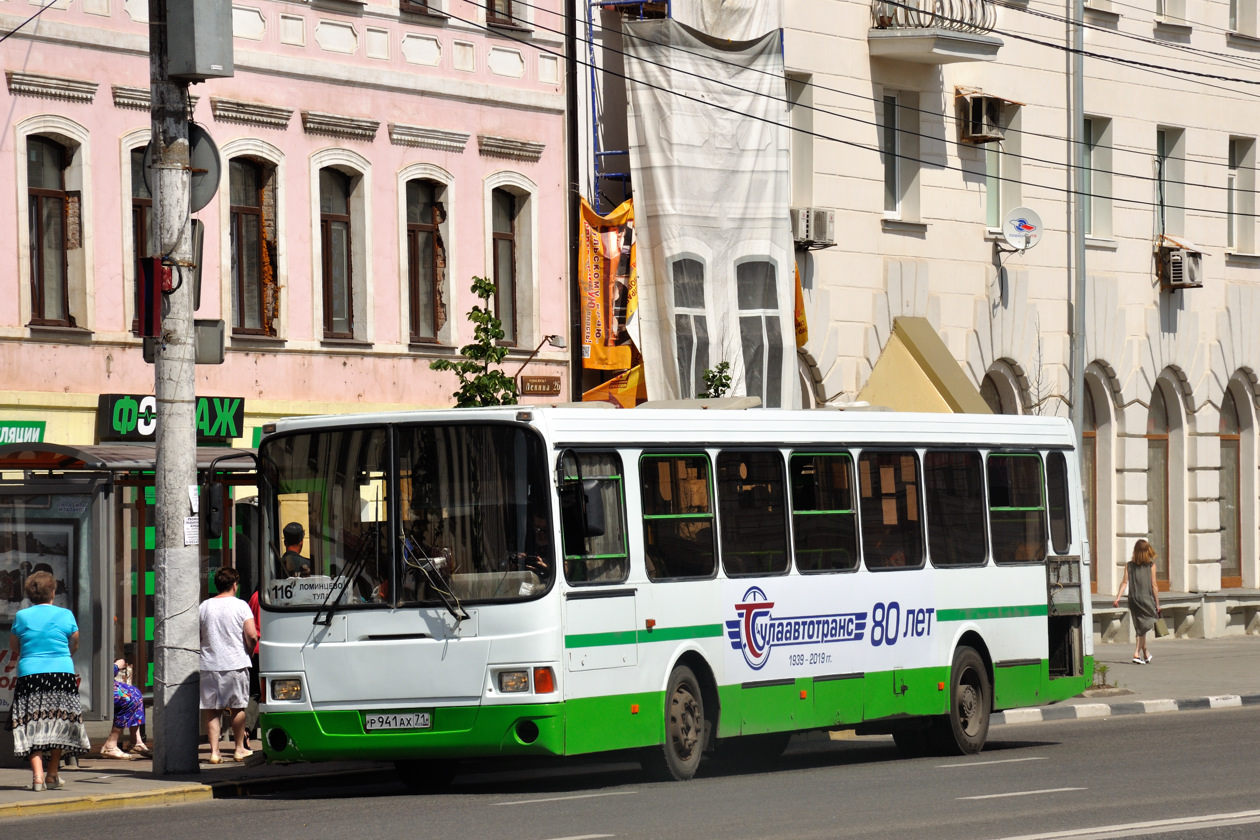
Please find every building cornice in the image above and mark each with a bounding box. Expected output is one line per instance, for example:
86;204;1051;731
112;85;200;111
7;71;97;104
388;123;469;152
477;133;545;162
212;97;294;129
302;110;380;142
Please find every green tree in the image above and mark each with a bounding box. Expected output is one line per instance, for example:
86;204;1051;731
429;276;518;407
699;361;732;399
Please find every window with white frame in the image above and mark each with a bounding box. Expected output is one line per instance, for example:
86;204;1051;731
230;157;279;335
985;105;1021;230
1083;116;1113;239
320;167;355;339
1228;137;1255;253
736;258;784;409
407;178;447;343
28;136;73;327
1156;127;1185;236
787;74;813;207
672;257;709;398
491;187;518;345
1157;0;1186;22
882;91;921;221
487;0;514;25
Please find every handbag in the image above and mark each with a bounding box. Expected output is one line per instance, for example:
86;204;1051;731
1153;616;1170;637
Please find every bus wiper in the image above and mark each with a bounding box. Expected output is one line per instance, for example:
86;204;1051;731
402;536;469;625
313;522;380;627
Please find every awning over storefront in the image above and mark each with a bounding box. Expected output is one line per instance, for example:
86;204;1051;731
857;316;992;413
0;443;256;473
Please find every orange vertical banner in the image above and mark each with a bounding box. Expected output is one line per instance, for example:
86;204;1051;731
580;197;635;370
582;365;647;408
794;261;809;348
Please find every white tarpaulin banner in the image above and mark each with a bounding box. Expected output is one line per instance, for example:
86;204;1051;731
624;19;798;408
671;0;783;43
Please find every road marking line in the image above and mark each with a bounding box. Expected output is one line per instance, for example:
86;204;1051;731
497;791;636;806
990;808;1260;839
542;835;616;840
939;757;1048;768
959;787;1086;800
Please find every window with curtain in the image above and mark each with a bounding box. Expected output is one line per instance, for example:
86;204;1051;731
407;179;445;343
28;136;70;326
717;450;789;577
320;168;353;339
230;158;267;334
491;188;517;345
790;453;858;573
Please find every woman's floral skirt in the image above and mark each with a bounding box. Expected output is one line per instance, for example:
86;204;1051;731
6;672;91;758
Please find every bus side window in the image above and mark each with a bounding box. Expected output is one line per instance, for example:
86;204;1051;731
640;453;717;581
561;452;629;585
859;450;924;570
790;452;858;573
988;453;1047;563
1046;451;1072;554
923;450;987;567
717;450;790;577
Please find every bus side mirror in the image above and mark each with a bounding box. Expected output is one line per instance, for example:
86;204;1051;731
580;479;605;538
203;483;224;540
560;479;605;548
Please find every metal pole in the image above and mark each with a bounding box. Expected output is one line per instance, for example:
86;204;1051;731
1069;0;1087;452
149;0;200;775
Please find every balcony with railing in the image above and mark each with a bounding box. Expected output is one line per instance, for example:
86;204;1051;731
868;0;1003;63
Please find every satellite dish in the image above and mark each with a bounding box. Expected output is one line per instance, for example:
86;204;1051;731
1000;206;1043;251
142;122;222;213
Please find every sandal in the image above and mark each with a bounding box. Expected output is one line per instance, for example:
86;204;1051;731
234;749;254;762
207;755;223;765
28;775;46;792
129;745;153;758
100;746;134;760
46;775;64;790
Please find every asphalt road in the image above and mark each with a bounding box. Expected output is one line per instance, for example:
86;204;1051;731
12;707;1260;840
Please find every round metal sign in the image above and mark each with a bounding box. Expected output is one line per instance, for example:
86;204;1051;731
142;122;222;213
1001;206;1043;251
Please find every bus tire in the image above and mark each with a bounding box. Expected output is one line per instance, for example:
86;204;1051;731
935;646;990;755
395;758;459;793
643;664;706;781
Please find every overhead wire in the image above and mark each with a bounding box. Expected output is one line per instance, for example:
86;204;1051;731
439;1;1260;218
506;0;1255;206
0;0;58;45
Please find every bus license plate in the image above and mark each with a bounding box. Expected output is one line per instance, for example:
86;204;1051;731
365;712;432;731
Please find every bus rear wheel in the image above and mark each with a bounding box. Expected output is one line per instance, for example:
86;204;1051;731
934;646;990;755
395;758;459;793
643;664;706;781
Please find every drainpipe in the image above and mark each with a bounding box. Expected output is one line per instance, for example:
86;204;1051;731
566;0;583;401
1069;0;1087;453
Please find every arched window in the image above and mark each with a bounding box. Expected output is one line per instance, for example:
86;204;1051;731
28;136;70;326
491;187;518;344
1221;388;1242;589
230;158;275;335
1082;384;1098;592
672;257;708;398
1146;385;1171;589
980;369;1020;415
320;168;354;338
736;259;784;408
407;179;446;343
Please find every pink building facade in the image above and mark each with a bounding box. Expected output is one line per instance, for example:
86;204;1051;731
0;0;570;448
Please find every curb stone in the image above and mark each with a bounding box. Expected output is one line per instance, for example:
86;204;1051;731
992;692;1260;725
0;784;211;819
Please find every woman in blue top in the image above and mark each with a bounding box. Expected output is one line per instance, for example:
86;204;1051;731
5;571;90;791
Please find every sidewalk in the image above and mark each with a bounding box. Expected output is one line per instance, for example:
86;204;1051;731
3;635;1259;818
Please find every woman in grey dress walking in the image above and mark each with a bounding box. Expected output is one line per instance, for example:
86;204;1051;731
1112;539;1161;664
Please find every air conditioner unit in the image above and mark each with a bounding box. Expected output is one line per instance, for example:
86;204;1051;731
790;206;812;243
810;207;836;247
790;206;836;247
1161;247;1203;289
961;95;1005;144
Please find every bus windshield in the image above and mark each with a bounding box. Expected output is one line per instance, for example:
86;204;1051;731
259;422;554;609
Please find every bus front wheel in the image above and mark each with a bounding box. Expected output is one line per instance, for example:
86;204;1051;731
934;646;990;755
643;664;706;781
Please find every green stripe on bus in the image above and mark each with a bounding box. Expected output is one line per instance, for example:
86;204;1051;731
937;604;1048;621
565;623;724;648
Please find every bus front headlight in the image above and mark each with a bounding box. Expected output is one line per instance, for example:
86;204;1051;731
271;679;303;701
498;671;530;693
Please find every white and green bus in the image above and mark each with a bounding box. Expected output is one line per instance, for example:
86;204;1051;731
254;404;1090;785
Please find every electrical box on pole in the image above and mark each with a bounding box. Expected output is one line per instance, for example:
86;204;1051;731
167;0;235;82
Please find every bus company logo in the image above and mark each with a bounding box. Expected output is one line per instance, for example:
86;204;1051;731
726;587;868;670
